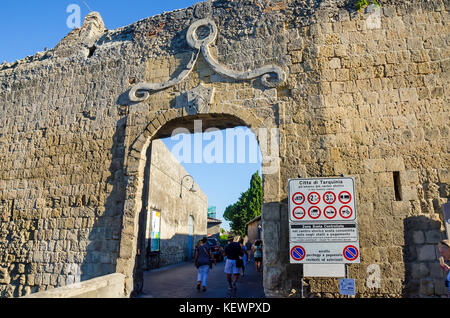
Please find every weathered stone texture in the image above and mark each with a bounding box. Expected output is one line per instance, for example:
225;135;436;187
146;139;208;267
0;0;448;298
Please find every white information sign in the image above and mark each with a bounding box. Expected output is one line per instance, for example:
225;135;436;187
289;178;357;222
303;264;346;278
289;177;360;265
290;242;360;264
290;223;359;243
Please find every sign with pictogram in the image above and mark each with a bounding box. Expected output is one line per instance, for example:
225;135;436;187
339;205;353;219
292;192;305;205
308;206;321;219
290;245;306;261
289;242;360;264
323;191;336;204
343;245;359;262
307;192;321;205
288;177;357;222
324;206;337;219
292;206;306;220
288;177;360;264
338;191;352;204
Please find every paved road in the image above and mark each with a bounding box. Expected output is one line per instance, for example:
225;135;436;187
139;259;265;298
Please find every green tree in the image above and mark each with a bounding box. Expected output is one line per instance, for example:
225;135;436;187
223;171;262;237
247;171;262;220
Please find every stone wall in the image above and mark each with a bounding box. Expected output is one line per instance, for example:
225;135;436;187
0;0;448;298
246;216;262;244
22;273;125;298
277;0;449;298
146;139;208;267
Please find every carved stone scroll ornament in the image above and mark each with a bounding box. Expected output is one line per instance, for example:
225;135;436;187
129;18;287;102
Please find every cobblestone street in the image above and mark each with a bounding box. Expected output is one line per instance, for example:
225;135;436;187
139;259;265;298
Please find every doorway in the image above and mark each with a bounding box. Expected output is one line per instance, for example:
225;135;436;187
187;215;194;260
117;110;281;297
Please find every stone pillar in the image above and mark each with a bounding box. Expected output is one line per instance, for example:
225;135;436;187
262;202;289;297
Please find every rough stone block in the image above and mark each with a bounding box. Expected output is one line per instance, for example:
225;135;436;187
411;262;429;279
438;169;450;183
420;279;435;296
412;231;425;244
364;159;386;173
329;58;341;69
399;88;418;102
417;245;437;261
385;158;405;172
264;266;284;291
262;221;280;264
401;186;419;201
425;230;442;244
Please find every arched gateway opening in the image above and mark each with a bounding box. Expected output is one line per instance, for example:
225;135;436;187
115;109;281;297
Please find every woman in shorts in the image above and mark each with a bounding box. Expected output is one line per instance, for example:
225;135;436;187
252;240;263;272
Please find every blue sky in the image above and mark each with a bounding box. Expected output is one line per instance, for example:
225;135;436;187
162;129;263;231
0;0;263;231
0;0;200;63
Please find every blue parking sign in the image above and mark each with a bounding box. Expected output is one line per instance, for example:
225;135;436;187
339;279;355;296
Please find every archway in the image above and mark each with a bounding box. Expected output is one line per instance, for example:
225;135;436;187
115;108;281;297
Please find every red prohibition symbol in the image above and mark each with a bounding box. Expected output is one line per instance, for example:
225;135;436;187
308;206;321;219
338;191;352;204
292;206;306;220
292;192;305;205
307;192;321;205
291;246;306;261
323;191;336;204
324;206;337;219
343;245;359;261
339;205;353;219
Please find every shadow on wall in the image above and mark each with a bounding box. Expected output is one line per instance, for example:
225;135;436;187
403;215;447;298
76;115;204;297
142;234;204;271
128;138;206;296
79;117;127;284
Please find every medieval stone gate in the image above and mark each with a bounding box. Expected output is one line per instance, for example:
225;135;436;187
0;0;448;298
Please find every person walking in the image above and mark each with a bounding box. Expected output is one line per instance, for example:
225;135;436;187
438;239;450;298
245;239;253;263
239;238;249;277
224;236;243;291
252;240;263;272
194;237;215;292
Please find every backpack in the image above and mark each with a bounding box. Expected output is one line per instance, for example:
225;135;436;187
196;245;210;268
254;245;262;258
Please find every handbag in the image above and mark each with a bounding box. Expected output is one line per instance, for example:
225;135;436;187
236;257;243;268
